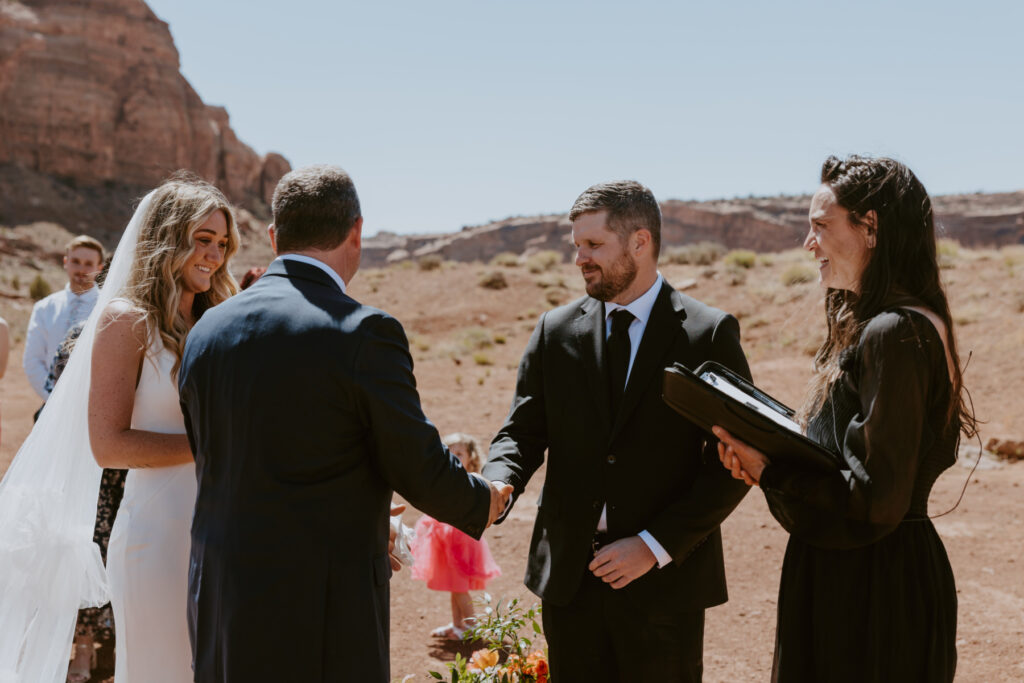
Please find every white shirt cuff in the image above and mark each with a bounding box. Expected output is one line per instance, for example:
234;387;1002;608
638;530;673;568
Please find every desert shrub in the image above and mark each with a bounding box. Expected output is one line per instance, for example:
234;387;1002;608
29;274;52;301
781;265;817;286
661;242;726;266
493;333;507;344
473;352;493;366
526;250;562;273
544;289;567;306
723;249;757;269
757;253;775;267
490;251;521;267
11;275;20;290
417;253;443;271
1002;245;1024;269
937;239;960;269
459;327;493;353
534;272;564;289
478;270;508;290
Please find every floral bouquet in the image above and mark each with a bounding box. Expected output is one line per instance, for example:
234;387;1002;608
428;595;549;682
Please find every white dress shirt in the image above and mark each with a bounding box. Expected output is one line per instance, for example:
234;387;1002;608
598;273;674;568
275;254;348;293
23;284;99;399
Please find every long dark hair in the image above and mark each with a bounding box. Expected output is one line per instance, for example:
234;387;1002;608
803;155;976;439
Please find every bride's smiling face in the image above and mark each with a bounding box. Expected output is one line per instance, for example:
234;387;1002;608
181;210;229;294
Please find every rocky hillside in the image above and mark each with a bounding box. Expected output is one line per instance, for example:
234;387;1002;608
362;191;1024;268
0;0;290;244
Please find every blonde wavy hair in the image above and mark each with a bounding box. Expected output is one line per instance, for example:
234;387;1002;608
442;432;484;473
121;172;240;378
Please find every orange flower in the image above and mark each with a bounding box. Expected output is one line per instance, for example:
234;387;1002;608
526;651;549;677
504;654;523;673
468;648;499;672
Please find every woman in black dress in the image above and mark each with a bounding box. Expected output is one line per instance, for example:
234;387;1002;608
713;155;976;682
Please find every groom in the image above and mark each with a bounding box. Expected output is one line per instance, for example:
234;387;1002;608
179;165;511;682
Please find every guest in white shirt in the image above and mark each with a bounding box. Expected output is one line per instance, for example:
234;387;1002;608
23;235;104;400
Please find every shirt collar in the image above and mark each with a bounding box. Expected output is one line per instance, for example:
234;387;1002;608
275;254;347;293
604;272;663;326
64;283;99;300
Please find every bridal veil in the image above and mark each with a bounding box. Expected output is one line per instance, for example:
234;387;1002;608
0;191;155;683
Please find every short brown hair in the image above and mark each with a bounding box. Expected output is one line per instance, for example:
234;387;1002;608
568;180;662;257
271;165;361;252
65;235;104;262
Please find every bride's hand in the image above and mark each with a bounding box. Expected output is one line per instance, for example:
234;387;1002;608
712;426;769;486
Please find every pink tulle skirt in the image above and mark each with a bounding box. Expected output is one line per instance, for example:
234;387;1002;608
411;515;501;592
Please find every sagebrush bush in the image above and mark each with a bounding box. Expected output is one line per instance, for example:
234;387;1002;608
490;252;521;267
417;254;443;271
660;242;726;266
526;250;562;273
29;274;52;301
478;270;508;290
723;249;757;269
781;265;817;286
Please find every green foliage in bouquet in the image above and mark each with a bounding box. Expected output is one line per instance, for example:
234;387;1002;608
428;595;549;682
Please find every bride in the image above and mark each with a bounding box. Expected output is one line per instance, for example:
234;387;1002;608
0;172;238;682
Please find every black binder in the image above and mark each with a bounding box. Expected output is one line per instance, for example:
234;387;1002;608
662;361;839;472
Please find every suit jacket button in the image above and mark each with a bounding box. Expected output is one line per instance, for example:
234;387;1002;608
606;454;616;464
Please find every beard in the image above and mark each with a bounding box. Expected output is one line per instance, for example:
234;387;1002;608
583;250;638;302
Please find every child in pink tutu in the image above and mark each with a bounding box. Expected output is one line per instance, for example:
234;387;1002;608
411;432;501;640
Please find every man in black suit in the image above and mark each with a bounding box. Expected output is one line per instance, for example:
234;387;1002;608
482;180;751;682
178;165;511;682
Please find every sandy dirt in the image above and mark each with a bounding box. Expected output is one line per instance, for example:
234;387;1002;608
1;249;1022;681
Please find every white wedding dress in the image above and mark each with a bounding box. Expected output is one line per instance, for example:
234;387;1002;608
106;343;195;682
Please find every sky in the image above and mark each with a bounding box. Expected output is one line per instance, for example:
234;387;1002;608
145;0;1024;237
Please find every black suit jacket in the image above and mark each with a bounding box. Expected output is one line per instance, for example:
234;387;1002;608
481;281;751;610
178;259;492;683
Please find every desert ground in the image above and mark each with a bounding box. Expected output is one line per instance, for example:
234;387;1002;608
1;244;1023;681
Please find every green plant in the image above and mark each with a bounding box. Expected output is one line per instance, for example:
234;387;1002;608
723;249;757;269
473;352;493;366
29;274;52;301
418;253;444;271
429;596;548;682
478;270;508;290
544;289;567;306
490;252;521;267
660;241;726;266
780;264;816;286
526;250;562;274
534;272;564;289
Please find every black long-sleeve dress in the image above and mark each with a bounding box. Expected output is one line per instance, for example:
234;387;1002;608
758;308;959;682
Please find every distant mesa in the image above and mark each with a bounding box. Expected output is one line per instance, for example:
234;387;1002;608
0;0;1021;268
0;0;291;245
361;192;1024;269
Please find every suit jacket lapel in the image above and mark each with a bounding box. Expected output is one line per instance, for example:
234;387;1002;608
575;297;611;429
609;282;687;443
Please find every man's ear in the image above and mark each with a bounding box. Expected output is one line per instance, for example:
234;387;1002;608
633;228;652;256
267;224;278;255
349;217;363;251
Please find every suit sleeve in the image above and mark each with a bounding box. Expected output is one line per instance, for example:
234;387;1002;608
354;314;493;539
479;313;549;523
23;302;51;399
645;313;753;563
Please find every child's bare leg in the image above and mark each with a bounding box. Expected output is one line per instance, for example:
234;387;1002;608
452;591;474;629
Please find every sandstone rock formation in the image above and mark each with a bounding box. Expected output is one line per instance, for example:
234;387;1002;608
0;0;290;243
361;191;1024;268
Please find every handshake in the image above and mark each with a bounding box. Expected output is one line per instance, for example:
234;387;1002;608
475;474;514;529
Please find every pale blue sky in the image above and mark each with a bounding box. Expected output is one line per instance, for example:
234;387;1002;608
146;0;1023;236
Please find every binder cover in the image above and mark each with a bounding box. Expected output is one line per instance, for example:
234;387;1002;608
662;361;839;472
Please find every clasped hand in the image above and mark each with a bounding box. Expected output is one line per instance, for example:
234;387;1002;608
588;536;656;589
713;426;769;486
473;473;513;528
